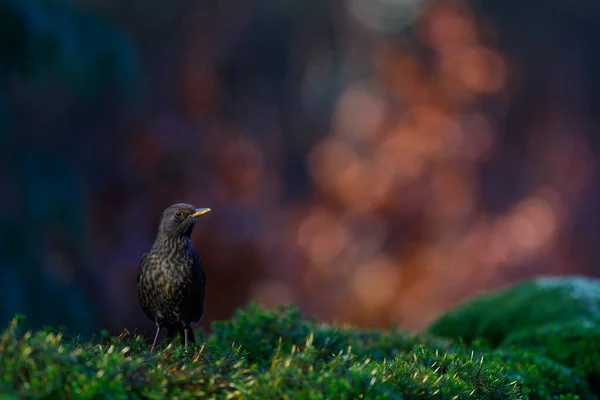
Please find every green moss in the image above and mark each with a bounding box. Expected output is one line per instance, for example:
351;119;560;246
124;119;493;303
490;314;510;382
245;342;526;399
428;276;600;346
503;318;600;395
486;348;593;399
1;301;597;399
386;345;528;399
210;302;451;366
0;317;248;399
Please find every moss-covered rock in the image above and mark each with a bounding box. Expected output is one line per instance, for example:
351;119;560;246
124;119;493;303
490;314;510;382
428;276;600;346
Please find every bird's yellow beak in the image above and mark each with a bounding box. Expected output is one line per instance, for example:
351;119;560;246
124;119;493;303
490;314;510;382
191;208;211;218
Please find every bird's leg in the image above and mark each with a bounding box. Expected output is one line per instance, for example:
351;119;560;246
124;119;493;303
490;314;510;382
150;326;160;353
183;325;197;350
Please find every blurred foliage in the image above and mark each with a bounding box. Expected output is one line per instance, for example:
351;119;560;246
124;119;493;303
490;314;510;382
428;276;600;346
0;0;138;336
0;0;137;96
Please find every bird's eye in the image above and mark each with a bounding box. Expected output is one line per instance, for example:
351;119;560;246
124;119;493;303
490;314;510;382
175;211;184;219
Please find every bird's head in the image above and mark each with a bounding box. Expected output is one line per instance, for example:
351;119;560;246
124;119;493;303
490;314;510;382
157;203;211;239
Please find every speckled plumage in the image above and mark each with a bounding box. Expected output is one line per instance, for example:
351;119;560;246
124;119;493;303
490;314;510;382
137;203;210;351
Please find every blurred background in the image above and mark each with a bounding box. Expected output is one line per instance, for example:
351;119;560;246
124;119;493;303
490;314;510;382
2;0;600;338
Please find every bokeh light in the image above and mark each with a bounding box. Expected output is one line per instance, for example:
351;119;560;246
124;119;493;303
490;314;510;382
2;0;600;336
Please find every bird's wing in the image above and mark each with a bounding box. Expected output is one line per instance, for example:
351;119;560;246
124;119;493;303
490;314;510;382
190;250;205;284
200;260;206;286
137;252;149;284
193;253;206;299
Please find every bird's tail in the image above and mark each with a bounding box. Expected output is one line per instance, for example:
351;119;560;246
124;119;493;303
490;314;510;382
167;324;196;344
186;324;196;344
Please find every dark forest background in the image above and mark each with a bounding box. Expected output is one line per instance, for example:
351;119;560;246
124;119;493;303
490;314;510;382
2;0;600;339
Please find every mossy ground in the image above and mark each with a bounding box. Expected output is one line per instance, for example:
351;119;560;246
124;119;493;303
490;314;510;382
428;276;600;346
2;276;600;399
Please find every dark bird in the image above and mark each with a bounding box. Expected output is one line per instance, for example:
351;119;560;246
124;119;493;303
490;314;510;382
137;203;210;352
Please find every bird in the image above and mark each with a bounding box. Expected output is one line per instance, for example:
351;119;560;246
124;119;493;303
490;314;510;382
137;203;210;352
